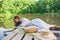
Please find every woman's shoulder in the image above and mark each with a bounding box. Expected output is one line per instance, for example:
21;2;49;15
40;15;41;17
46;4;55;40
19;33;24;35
21;18;30;21
21;18;28;19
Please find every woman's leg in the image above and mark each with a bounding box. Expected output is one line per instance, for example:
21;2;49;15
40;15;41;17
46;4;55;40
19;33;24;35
30;18;50;30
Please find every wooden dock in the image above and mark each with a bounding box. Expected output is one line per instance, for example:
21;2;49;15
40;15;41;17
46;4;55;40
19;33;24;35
2;30;57;40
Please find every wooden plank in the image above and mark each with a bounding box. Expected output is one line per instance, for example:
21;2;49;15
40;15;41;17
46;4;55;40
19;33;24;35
34;32;57;40
12;33;24;40
2;29;57;40
23;34;32;40
2;32;17;40
11;33;39;40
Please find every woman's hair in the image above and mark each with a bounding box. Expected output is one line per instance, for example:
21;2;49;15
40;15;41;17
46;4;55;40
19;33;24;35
14;16;20;23
14;16;22;27
14;16;20;19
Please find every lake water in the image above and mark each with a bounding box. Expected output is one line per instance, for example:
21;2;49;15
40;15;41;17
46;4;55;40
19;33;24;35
0;28;12;40
0;28;6;40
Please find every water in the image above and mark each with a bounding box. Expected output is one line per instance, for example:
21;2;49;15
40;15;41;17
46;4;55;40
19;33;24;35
57;37;60;40
0;28;6;40
0;28;12;40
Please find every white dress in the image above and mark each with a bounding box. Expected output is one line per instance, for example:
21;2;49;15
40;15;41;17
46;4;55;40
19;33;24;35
19;18;51;32
26;18;51;32
20;18;30;27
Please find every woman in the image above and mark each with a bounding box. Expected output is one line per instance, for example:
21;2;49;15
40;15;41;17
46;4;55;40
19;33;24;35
14;16;30;27
14;16;57;32
0;16;57;40
13;16;57;40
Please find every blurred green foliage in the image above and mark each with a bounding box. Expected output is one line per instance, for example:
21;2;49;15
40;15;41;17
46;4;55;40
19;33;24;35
0;13;60;28
0;0;60;28
0;0;60;14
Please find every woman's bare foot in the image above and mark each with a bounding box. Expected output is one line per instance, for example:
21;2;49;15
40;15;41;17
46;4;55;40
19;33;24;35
50;25;57;30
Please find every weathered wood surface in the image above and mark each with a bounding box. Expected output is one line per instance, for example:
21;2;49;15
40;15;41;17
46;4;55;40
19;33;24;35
2;31;57;40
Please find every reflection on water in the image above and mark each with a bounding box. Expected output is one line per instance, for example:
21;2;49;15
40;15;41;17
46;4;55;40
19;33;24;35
54;33;60;40
57;37;60;40
0;28;12;40
0;28;6;40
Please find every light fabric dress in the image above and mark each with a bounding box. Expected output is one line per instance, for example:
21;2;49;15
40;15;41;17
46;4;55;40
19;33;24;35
19;18;51;32
20;18;30;27
31;18;50;29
